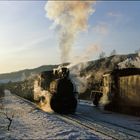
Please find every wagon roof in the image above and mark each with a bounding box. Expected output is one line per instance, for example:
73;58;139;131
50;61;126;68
104;68;140;77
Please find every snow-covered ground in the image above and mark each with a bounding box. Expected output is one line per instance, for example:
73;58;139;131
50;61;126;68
0;91;107;139
78;101;140;132
78;100;140;139
1;90;139;139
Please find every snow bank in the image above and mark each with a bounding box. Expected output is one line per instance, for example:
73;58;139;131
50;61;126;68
0;92;101;139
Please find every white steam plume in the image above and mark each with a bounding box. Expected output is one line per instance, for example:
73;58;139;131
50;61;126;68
45;1;96;63
68;43;101;68
33;78;53;113
68;44;101;93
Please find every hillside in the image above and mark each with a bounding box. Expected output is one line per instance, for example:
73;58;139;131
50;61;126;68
71;53;140;99
73;53;138;75
0;53;139;100
0;65;58;83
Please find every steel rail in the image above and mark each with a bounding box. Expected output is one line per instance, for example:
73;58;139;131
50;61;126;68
57;113;140;140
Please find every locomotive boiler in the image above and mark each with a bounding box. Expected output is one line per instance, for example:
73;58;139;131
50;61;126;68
39;67;78;114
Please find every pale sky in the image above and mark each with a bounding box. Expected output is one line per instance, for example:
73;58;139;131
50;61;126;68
0;1;140;73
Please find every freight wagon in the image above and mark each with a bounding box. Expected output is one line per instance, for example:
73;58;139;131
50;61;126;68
103;68;140;115
93;68;140;116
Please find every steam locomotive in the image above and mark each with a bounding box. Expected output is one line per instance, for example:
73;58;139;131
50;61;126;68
39;67;78;114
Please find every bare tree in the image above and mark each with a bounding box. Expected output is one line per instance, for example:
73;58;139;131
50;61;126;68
135;48;140;54
3;111;14;131
99;51;106;59
0;105;14;131
110;49;117;56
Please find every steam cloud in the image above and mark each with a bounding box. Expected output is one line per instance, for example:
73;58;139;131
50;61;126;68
45;1;96;63
34;78;53;113
68;43;101;68
69;44;101;93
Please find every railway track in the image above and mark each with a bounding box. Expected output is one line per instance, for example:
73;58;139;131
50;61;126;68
3;93;140;139
57;113;140;140
4;94;112;139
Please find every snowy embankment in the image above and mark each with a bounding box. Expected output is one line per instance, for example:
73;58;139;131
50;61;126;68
0;90;105;139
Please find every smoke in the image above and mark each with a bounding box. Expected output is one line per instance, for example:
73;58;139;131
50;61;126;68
69;60;94;94
99;94;110;106
68;43;101;68
72;73;92;94
33;78;53;113
45;1;96;63
68;43;101;93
